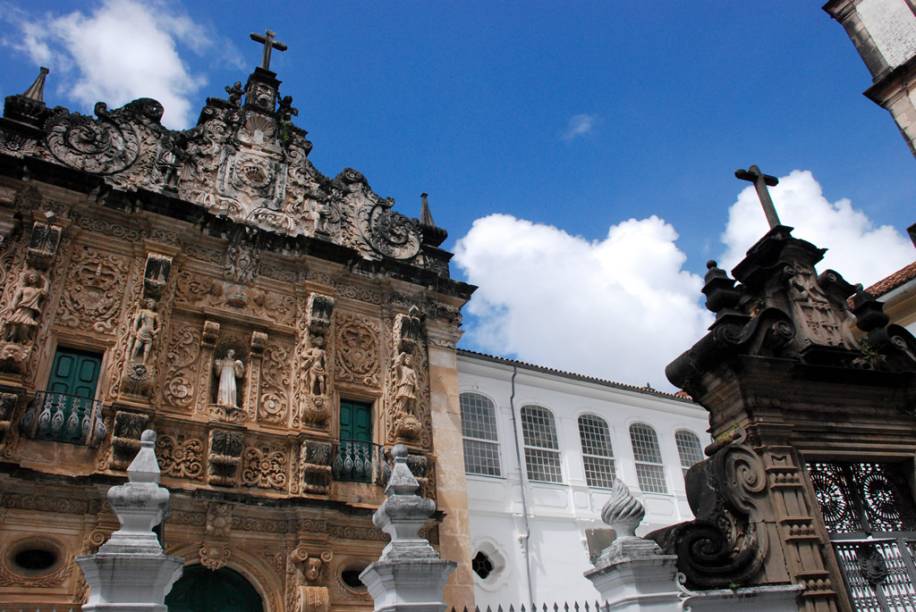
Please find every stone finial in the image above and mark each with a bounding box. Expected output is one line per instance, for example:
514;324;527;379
372;444;437;560
77;429;183;611
593;478;662;566
601;478;645;538
419;193;435;227
360;444;456;612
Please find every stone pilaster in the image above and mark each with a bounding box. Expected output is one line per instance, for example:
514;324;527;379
425;323;474;608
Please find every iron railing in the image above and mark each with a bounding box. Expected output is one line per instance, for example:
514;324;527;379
450;601;608;612
18;390;106;447
332;439;385;484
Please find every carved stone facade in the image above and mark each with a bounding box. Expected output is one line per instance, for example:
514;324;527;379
0;54;473;610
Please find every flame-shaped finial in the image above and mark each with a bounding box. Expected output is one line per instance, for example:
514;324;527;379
600;478;645;538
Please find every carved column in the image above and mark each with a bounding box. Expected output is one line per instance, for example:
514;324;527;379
195;320;220;415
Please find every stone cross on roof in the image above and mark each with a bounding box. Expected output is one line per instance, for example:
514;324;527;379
735;164;782;229
249;29;288;71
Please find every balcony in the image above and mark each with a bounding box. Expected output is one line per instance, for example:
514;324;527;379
332;440;385;484
19;391;106;446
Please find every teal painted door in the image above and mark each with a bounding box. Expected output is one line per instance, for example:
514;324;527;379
48;348;101;400
40;348;101;443
165;565;263;612
338;400;373;482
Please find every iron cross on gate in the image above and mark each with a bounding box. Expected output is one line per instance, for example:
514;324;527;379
249;30;288;71
735;164;782;229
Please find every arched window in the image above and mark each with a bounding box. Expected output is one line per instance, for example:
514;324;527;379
578;414;615;488
460;393;501;477
629;423;667;493
520;405;562;483
675;430;704;477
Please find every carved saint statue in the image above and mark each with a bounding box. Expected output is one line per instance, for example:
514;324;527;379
128;299;160;364
393;351;418;418
302;336;327;396
3;269;48;343
214;349;245;408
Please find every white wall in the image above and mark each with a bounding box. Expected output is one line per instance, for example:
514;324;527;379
457;353;710;607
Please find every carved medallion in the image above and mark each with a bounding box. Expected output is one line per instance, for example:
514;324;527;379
334;313;380;387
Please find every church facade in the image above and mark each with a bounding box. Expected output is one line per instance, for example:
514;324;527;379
0;37;475;611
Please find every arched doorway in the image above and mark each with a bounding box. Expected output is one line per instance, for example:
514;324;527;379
166;564;263;612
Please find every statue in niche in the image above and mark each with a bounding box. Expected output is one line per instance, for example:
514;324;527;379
128;299;160;365
302;336;327;396
3;269;48;343
393;351;418;419
214;349;245;408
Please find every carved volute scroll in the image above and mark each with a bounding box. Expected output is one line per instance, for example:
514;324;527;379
647;428;783;590
0;212;62;374
294;293;335;429
287;545;333;612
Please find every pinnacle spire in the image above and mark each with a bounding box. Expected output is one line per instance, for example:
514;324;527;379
419;192;435;227
22;67;49;103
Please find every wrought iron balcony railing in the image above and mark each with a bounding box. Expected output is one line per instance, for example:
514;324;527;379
332;439;385;484
19;390;106;447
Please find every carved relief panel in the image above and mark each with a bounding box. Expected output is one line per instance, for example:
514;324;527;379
162;320;201;410
55;243;130;334
334;312;380;388
258;337;293;426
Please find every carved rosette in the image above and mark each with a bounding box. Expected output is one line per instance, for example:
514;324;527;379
155;431;204;480
241;443;289;491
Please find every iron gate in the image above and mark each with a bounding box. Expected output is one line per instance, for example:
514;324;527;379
808;461;916;611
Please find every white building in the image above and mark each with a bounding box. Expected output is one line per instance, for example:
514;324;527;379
456;349;710;607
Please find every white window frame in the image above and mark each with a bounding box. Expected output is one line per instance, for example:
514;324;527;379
520;405;563;484
459;392;502;477
629;423;668;494
578;414;615;489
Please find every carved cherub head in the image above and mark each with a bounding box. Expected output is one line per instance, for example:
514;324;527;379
143;298;157;310
305;556;323;581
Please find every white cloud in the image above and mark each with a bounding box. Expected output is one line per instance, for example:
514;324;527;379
562;113;597;141
720;170;913;287
454;214;713;389
4;0;214;128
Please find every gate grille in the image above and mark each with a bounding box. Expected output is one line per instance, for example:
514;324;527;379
808;461;916;611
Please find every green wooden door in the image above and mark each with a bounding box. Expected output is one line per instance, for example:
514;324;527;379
41;348;101;443
165;565;263;612
338;400;373;482
48;348;101;400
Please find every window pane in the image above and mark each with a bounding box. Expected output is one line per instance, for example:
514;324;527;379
636;463;668;494
630;424;662;463
583;456;616;489
463;439;501;477
521;406;559;449
525;448;563;483
675;430;704;472
579;415;613;457
460;393;499;441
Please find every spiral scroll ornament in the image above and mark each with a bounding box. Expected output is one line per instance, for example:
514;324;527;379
45;104;141;175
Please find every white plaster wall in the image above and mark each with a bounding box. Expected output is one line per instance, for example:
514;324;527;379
457;354;710;607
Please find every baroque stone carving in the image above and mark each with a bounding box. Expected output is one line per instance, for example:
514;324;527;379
108;411;149;470
155;432;204;480
2;268;49;343
163;323;201;409
294;293;335;428
0;391;19;444
334;312;380;387
648;429;776;589
299;438;332;495
214;349;245;409
56;244;129;334
207;429;244;486
241;443;288;490
205;502;233;538
386;307;430;443
259;341;292;425
198;541;231;570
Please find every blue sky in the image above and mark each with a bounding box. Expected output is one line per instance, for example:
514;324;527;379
2;1;913;387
